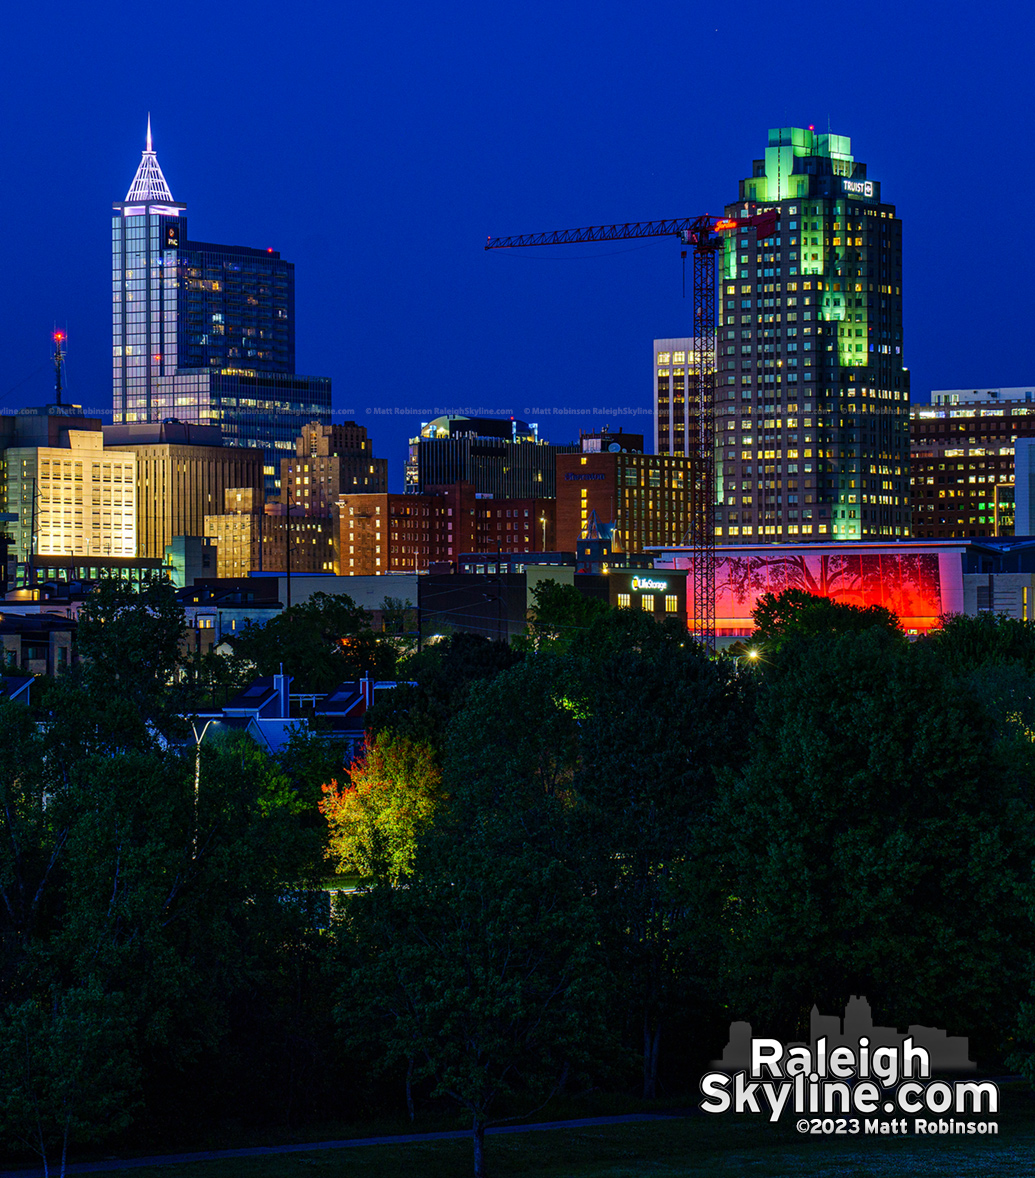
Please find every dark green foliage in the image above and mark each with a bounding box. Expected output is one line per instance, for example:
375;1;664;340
231;592;396;692
0;677;329;1164
923;610;1035;674
751;587;903;654
339;779;612;1178
442;630;755;1100
711;627;1035;1051
74;574;188;724
366;631;522;755
0;981;139;1174
518;579;612;653
7;561;1035;1168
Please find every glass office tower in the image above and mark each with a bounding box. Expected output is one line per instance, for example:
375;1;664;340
710;127;909;542
112;121;330;492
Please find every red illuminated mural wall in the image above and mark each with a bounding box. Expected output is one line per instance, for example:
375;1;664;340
713;551;944;634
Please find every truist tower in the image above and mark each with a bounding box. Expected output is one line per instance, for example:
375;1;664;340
709;127;909;542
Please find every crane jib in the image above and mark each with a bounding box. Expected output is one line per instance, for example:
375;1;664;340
483;204;781;653
485;211;777;251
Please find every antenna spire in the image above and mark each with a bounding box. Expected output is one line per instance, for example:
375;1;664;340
125;116;175;202
52;328;67;406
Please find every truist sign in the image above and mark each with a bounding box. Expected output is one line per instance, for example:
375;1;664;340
841;178;874;198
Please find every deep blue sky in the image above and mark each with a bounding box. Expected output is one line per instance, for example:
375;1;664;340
2;1;1033;490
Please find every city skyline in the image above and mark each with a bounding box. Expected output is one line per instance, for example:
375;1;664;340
2;2;1034;492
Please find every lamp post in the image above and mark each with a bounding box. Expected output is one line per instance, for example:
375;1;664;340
190;718;213;856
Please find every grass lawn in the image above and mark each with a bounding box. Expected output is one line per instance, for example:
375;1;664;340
14;1082;1033;1178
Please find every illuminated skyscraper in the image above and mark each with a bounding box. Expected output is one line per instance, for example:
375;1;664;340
700;128;910;541
112;120;331;493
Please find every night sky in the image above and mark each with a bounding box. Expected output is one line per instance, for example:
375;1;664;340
2;1;1033;490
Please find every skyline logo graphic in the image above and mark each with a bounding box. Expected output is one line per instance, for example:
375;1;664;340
700;996;999;1137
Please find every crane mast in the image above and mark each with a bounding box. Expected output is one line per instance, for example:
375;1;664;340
486;211;776;651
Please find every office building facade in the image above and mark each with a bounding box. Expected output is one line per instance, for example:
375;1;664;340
204;489;336;578
103;420;264;559
406;416;577;498
654;338;703;458
910;397;1035;538
111;121;331;493
0;407;137;566
702;127;909;543
555;450;695;555
281;422;388;513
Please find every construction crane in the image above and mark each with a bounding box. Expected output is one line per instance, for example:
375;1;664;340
486;210;777;650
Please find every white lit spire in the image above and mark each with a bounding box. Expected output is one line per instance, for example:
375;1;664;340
125;116;174;202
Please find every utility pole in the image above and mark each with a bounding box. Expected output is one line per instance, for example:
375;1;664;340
284;468;293;612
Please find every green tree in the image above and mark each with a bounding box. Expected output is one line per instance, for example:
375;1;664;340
0;982;139;1177
517;580;611;653
751;587;902;655
570;638;754;1098
442;634;748;1099
74;574;187;724
0;665;330;1151
339;834;610;1178
711;627;1035;1050
231;592;395;692
366;632;522;756
320;734;442;881
923;611;1035;674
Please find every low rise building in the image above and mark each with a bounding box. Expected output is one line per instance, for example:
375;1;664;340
0;612;75;676
652;536;1035;643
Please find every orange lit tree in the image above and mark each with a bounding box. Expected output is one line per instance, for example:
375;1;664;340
320;734;442;882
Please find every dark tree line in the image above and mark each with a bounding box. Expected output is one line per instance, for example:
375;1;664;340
3;576;1035;1178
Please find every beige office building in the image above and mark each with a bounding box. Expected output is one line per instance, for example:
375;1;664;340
103;421;264;559
1;430;137;562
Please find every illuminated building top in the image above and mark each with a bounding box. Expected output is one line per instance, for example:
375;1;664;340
737;127;872;205
124;115;175;204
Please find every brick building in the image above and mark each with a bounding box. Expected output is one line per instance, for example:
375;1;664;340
204;489;336;577
280;421;387;514
555;451;695;555
338;484;556;575
910;401;1034;538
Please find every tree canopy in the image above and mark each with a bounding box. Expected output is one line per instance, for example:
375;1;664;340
231;592;396;692
750;587;903;654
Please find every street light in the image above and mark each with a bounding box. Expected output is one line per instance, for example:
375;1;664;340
190;718;214;856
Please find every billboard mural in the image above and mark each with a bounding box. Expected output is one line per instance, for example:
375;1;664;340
658;547;962;636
